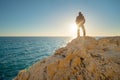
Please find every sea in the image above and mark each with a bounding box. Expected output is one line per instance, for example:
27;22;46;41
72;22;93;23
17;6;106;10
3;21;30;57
0;37;72;80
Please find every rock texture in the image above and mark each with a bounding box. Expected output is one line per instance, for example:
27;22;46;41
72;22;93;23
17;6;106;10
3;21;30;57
14;36;120;80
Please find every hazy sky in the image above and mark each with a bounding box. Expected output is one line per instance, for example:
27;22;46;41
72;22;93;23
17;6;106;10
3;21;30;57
0;0;120;36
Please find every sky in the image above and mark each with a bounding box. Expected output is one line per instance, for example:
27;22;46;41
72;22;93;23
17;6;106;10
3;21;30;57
0;0;120;36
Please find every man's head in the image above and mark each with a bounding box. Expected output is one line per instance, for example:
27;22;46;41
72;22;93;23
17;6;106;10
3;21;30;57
79;12;82;16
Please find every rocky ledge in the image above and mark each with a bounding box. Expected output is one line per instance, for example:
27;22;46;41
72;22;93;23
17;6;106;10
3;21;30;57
14;36;120;80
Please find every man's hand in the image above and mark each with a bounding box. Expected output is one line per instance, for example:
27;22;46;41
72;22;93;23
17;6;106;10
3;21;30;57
77;20;85;27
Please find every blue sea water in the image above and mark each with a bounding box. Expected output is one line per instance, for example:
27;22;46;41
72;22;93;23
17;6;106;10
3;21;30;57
0;37;71;80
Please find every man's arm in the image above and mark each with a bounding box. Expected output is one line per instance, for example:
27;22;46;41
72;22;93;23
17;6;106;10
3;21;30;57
76;16;80;24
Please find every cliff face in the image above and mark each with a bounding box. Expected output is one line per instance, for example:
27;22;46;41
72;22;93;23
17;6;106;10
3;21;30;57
14;37;120;80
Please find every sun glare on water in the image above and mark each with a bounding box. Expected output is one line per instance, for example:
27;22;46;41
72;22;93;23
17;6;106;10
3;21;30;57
70;23;77;38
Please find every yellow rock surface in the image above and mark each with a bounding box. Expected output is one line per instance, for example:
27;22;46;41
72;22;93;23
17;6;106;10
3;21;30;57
14;36;120;80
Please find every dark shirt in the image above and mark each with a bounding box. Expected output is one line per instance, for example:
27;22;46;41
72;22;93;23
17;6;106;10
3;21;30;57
76;14;85;25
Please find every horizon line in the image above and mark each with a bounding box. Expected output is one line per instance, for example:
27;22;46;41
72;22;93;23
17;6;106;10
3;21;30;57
0;36;71;37
0;35;119;37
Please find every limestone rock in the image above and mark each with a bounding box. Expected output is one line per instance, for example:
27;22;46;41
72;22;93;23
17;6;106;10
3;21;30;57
14;36;120;80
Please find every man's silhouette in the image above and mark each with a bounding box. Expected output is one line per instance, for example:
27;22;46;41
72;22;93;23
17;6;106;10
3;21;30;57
76;12;86;37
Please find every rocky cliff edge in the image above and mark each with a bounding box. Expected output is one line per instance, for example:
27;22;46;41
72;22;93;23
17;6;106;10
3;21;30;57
14;36;120;80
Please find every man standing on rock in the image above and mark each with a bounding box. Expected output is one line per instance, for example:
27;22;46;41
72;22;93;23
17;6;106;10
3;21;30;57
76;12;86;37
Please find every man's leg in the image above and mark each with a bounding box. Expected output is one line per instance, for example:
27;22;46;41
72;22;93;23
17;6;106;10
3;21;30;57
81;25;86;36
77;26;80;37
